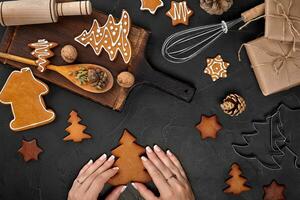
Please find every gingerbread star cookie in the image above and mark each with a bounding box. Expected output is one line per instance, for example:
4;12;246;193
166;1;193;26
75;10;132;64
18;139;43;162
196;115;222;139
204;55;230;81
263;180;286;200
140;0;164;14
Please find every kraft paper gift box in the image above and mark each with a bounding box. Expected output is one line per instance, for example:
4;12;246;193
244;37;300;96
265;0;300;43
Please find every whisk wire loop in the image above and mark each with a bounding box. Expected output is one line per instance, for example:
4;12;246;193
162;18;243;63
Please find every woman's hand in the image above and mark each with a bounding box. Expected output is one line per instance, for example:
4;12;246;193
68;154;126;200
132;145;195;200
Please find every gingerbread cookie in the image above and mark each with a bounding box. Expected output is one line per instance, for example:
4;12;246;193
196;115;222;139
166;1;193;26
75;10;132;64
264;180;286;200
108;129;151;186
224;163;251;195
204;54;230;81
0;68;55;131
28;39;58;72
18;139;43;162
140;0;164;14
64;110;92;142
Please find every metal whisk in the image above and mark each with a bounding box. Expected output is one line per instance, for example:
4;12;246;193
162;3;265;64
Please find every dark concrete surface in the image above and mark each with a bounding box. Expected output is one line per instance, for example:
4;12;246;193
1;0;300;199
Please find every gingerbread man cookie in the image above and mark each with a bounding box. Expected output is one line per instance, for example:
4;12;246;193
0;68;55;131
75;10;132;64
140;0;164;14
28;39;58;72
166;1;193;26
204;54;230;81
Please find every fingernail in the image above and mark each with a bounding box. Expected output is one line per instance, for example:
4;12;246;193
167;150;173;156
100;154;107;160
131;182;137;189
141;156;148;161
121;186;127;193
113;167;119;170
146;146;153;153
153;145;161;152
87;159;93;165
108;155;115;161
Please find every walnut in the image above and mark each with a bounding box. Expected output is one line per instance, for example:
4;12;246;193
200;0;233;15
117;72;135;88
61;45;78;63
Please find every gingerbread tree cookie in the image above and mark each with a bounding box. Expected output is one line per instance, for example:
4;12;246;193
140;0;164;14
263;180;286;200
0;68;55;131
28;39;58;72
204;54;230;81
196;115;222;139
108;129;151;186
18;139;43;162
166;1;194;26
224;163;251;195
63;110;92;142
75;10;132;64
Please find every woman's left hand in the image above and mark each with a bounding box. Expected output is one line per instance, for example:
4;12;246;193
67;154;126;200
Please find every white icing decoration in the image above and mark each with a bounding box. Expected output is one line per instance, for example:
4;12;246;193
28;39;56;72
167;2;192;22
74;10;132;64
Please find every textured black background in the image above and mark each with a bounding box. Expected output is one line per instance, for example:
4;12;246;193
1;0;300;199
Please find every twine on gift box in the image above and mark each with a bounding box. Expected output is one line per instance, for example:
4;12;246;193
267;0;300;52
238;42;300;75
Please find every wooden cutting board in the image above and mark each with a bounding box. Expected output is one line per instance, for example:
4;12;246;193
0;10;195;111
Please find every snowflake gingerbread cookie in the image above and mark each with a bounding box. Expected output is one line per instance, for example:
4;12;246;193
166;1;193;26
140;0;164;14
75;10;132;64
204;54;230;81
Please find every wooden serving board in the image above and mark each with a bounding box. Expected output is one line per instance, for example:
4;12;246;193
0;10;195;111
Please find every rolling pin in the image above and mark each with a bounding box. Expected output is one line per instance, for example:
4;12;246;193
0;0;92;26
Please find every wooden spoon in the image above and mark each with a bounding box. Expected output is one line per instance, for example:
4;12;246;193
0;52;114;93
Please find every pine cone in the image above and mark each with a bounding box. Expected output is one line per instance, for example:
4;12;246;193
220;94;246;116
200;0;233;15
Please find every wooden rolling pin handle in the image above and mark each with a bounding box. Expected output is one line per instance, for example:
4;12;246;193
57;1;92;16
241;3;265;22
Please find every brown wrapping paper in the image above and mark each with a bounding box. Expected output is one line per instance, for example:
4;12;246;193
265;0;300;43
244;37;300;96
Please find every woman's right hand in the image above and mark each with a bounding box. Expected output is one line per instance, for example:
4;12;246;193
132;145;195;200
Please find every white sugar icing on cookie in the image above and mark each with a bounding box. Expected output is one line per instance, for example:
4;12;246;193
75;10;132;64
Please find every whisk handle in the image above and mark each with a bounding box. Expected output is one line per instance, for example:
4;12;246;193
137;60;195;102
241;3;265;22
